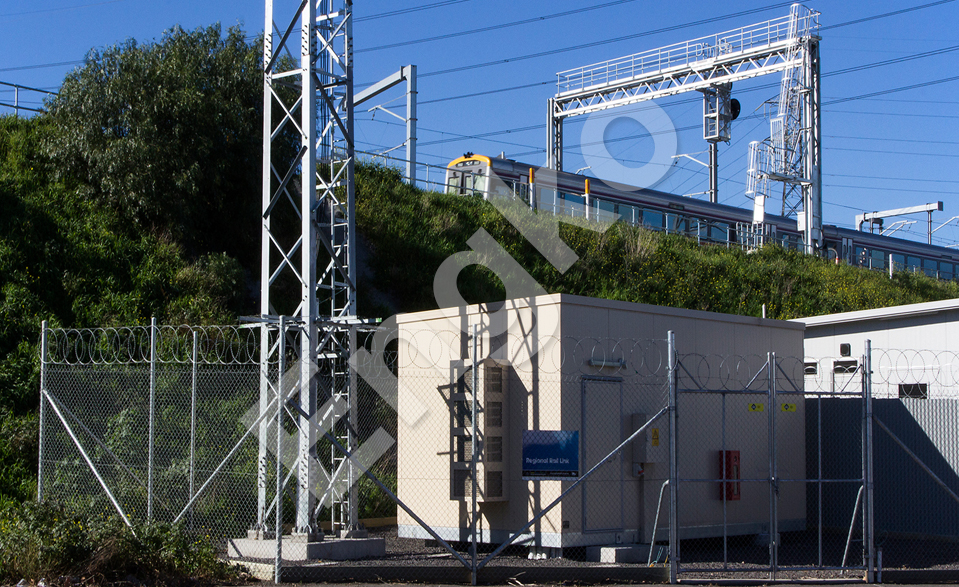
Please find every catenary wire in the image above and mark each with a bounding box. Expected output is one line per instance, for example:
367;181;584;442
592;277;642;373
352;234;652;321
358;0;639;53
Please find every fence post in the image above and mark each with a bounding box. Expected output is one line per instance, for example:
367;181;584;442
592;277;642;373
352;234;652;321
276;316;286;583
668;330;678;584
190;329;198;529
471;323;479;585
37;320;48;501
864;340;875;582
348;325;359;531
148;316;157;521
768;352;778;577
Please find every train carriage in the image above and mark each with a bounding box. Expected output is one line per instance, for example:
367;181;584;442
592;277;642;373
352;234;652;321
446;153;959;280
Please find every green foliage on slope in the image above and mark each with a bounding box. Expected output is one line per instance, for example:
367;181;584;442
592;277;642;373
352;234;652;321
0;24;262;509
0;501;238;584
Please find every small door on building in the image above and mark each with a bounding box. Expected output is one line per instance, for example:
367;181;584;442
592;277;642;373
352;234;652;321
582;377;624;532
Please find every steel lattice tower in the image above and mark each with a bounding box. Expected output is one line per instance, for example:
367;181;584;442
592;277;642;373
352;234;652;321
258;0;359;537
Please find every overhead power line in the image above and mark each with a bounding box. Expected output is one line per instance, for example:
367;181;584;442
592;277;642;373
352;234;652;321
824;74;959;105
0;0;127;18
825;109;959;119
355;0;469;22
825;44;959;77
418;81;552;106
420;2;796;78
820;0;959;30
409;61;959;150
827;184;959;194
417;0;958;79
826;147;959;159
826;173;959;184
0;60;84;73
826;135;959;146
358;0;639;53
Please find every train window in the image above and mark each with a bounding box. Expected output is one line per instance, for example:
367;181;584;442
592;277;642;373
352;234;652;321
923;258;938;278
890;253;905;272
643;210;665;230
710;222;728;243
619;204;639;226
471;174;486;197
907;256;921;272
537;188;557;214
448;175;461;195
667;213;689;235
595;199;617;223
870;249;886;270
562;192;585;218
515;182;530;204
940;262;954;281
492;179;511;198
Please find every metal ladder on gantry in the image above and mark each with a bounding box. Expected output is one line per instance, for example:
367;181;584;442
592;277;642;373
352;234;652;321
548;3;822;254
257;0;365;539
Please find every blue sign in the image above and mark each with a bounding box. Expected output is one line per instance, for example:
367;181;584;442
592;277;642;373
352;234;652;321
522;430;579;479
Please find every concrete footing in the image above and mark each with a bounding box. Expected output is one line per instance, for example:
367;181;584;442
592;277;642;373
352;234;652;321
227;533;385;562
586;543;667;563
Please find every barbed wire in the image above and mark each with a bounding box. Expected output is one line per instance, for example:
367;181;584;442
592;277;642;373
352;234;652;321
45;325;262;365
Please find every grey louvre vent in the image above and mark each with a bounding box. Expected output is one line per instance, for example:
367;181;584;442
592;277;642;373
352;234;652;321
454;400;472;427
804;362;818;375
487;436;503;462
452;469;470;499
486;470;503;498
485;365;504;395
456;436;472;462
486;401;503;428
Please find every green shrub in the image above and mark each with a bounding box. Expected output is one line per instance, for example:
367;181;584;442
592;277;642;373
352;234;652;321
0;501;239;585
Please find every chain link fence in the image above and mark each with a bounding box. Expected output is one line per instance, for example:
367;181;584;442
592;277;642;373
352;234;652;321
37;321;959;583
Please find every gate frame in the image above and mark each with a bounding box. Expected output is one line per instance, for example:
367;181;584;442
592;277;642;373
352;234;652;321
670;338;876;583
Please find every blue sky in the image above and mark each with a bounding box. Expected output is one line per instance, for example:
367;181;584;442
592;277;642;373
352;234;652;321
2;0;958;247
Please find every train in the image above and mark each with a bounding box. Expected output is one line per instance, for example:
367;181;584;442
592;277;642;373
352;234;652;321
446;153;959;280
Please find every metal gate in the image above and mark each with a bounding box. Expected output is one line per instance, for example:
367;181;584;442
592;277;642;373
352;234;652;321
673;343;873;581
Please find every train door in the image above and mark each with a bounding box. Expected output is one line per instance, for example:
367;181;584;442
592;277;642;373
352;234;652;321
447;170;463;195
447;166;486;197
841;237;853;265
517;174;529;205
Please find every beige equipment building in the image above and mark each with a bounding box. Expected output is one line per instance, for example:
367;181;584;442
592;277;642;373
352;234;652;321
395;293;806;550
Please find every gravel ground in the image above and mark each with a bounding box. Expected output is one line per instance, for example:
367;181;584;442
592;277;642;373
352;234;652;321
229;525;959;582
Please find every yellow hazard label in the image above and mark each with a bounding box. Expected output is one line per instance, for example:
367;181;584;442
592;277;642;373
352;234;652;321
781;403;797;412
749;403;764;412
651;428;660;447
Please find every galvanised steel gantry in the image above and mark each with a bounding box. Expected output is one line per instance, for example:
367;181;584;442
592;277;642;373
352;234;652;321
548;4;822;254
